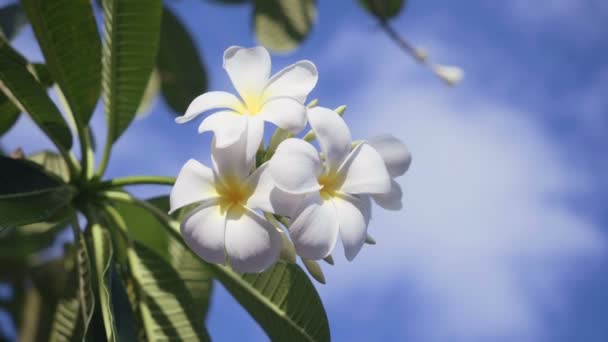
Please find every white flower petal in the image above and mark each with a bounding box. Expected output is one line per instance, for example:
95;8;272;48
175;91;242;124
223;46;271;98
245;116;265;168
258;97;307;134
307;106;352;171
339;143;391;195
246;163;304;217
371;180;403;211
225;206;282;273
289;193;339;260
170;159;218;213
270;138;322;194
334;195;371;261
181;201;227;264
211;134;249;181
197;111;247;148
368;135;412;177
264;60;318;102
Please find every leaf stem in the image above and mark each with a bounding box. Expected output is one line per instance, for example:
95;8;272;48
96;140;111;178
78;125;95;180
97;176;175;190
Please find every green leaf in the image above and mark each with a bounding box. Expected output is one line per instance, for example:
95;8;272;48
101;0;163;143
136;69;161;118
158;6;207;115
0;91;20;136
0;37;72;150
253;0;316;53
21;0;101;126
28;150;70;182
212;261;330;342
124;241;211;341
358;0;406;20
0;156;75;229
46;229;95;341
90;222;118;341
0;3;27;40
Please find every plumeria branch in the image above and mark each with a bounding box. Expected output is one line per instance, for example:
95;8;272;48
97;176;176;189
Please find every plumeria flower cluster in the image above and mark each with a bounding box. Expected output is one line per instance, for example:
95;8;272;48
170;46;411;274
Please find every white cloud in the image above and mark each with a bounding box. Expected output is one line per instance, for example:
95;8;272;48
315;27;606;341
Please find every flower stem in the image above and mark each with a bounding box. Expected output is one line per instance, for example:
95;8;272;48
97;176;175;189
96;140;112;178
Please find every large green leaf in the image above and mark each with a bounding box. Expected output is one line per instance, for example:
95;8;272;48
0;37;72;150
123;241;211;341
90;222;117;341
28;150;70;182
0;91;20;136
0;3;27;40
101;0;162;143
253;0;316;53
358;0;406;20
21;0;101;126
0;156;75;229
158;6;207;115
147;195;330;341
212;261;330;342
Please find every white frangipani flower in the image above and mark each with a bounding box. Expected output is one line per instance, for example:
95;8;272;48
367;135;412;211
269;107;391;261
170;132;298;273
175;46;318;165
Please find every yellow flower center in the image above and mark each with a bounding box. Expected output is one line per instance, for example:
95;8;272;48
318;173;340;200
216;176;253;214
237;93;264;115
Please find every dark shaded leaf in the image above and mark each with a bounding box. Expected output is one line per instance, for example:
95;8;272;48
101;0;162;143
253;0;316;52
0;91;20;136
21;0;101;126
358;0;406;20
158;6;207;115
0;156;75;229
0;37;72;150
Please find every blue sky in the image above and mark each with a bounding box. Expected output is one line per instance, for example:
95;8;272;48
3;0;608;341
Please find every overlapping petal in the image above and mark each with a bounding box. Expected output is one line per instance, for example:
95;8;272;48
225;206;282;273
246;163;303;217
270;138;322;194
176;91;242;124
289;193;339;260
211;131;251;181
197;111;247;148
258;97;307;134
223;46;271;98
170;159;217;214
371;180;403;211
338;143;391;195
368;135;412;177
181;201;226;264
334;195;371;261
307;107;352;171
264;60;318;102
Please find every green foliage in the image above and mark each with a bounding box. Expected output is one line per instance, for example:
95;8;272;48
0;92;20;136
0;37;72;150
21;0;101;127
358;0;406;20
101;0;163;143
253;0;316;52
0;3;27;40
158;6;208;115
213;261;331;341
0;156;75;229
28;151;70;182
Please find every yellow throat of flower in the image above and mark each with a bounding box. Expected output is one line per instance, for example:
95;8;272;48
216;176;253;213
237;93;264;115
318;172;340;200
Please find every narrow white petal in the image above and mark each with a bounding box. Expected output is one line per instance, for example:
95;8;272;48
339;143;391;195
258;97;307;134
289;193;339;260
245;117;265;168
225;206;282;273
307;106;352;171
246;163;304;216
170;159;218;213
371;180;403;211
181;201;227;264
334;195;371;261
211;133;250;181
263;60;318;102
223;46;271;98
269;138;322;194
197;111;247;148
368;135;412;177
175;91;242;124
